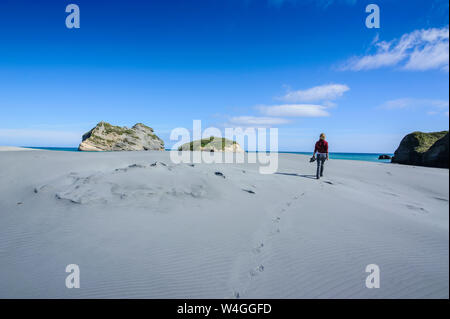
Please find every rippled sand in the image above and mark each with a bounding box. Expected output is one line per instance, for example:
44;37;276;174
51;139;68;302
0;150;448;298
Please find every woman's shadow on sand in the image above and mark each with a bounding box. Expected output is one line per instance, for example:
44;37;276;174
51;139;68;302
275;172;317;179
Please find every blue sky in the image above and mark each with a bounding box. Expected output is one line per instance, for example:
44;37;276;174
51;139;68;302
0;0;448;152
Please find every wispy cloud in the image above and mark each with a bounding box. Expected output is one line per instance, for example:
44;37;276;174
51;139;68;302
227;116;290;127
379;98;449;116
259;104;330;117
226;83;348;128
340;26;449;72
278;84;349;103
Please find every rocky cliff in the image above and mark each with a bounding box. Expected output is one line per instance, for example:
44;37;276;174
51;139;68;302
391;131;449;168
78;122;164;151
422;132;449;168
178;136;244;152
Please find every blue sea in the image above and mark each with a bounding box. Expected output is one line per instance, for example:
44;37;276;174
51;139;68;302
24;147;393;163
278;152;393;163
26;147;80;152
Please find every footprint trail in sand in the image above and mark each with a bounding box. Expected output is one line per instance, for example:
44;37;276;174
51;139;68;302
230;192;306;298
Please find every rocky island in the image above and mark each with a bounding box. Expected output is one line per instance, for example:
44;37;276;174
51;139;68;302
392;131;449;168
78;122;164;151
178;136;244;152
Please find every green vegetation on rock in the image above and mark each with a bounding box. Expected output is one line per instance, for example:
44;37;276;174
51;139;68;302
178;136;238;151
101;122;136;136
134;123;154;131
409;131;448;153
392;130;449;168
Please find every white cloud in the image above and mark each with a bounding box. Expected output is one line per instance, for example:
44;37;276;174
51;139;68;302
226;83;345;127
380;98;449;116
259;104;330;117
227;116;290;127
404;41;449;71
279;84;349;103
341;26;449;72
380;98;449;110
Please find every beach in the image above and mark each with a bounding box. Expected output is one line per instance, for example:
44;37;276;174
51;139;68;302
0;149;448;298
0;146;36;152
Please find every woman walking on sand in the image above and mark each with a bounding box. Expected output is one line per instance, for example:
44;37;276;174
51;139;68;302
313;133;329;179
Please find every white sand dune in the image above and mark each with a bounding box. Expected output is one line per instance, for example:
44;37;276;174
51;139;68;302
0;150;448;298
